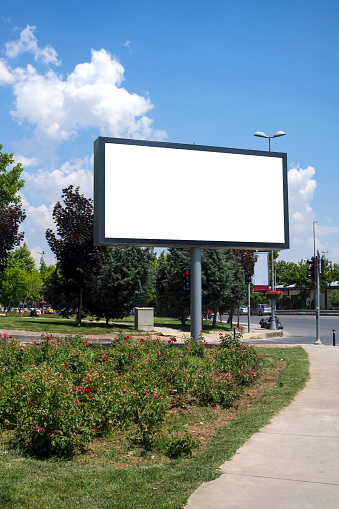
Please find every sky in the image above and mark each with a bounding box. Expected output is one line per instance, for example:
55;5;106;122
1;0;339;267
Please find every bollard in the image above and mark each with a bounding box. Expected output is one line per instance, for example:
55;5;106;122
333;330;336;347
233;326;236;339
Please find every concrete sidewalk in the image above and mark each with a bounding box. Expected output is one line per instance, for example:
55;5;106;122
0;322;283;344
185;345;339;508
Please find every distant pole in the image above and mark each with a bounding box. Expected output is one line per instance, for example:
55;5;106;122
247;280;251;333
190;248;202;341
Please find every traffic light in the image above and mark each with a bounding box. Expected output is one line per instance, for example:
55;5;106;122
307;257;316;282
183;268;190;291
245;271;252;284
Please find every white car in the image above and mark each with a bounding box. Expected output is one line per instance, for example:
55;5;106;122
251;304;272;316
234;306;248;315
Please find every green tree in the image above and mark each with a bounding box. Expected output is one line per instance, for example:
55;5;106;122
0;144;25;205
46;186;105;326
89;246;156;326
202;250;246;327
0;145;26;272
156;249;246;327
319;258;339;293
20;270;43;316
1;267;28;314
276;258;339;308
6;242;35;273
276;260;312;308
39;257;55;282
44;265;79;317
156;249;191;326
328;290;339;308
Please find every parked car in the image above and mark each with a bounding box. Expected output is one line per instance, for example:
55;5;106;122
234;306;248;315
251;304;272;316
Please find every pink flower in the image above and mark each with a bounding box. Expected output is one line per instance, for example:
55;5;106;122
92;428;96;433
53;430;58;434
36;428;42;433
157;350;161;356
143;391;148;396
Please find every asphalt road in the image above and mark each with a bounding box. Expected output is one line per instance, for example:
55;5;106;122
240;314;339;346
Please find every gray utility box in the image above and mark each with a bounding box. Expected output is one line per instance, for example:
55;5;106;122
134;307;154;331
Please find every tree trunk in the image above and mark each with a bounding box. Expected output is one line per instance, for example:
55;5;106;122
6;296;13;317
227;308;234;325
77;286;83;326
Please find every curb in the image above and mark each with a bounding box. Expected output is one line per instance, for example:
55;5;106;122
1;327;284;345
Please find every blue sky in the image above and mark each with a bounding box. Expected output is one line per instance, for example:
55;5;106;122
1;0;339;265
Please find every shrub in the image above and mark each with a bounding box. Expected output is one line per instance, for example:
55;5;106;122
0;331;265;459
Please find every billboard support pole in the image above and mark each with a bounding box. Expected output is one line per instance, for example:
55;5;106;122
190;247;202;341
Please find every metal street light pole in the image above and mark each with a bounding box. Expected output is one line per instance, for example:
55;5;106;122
253;131;286;330
313;221;322;345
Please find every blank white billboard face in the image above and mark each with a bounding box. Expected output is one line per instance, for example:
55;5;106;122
94;138;289;250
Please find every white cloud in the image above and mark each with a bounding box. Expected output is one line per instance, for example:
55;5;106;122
5;25;61;66
2;46;167;149
18;156;93;248
317;225;339;236
20;198;54;235
0;58;15;84
15;154;39;167
288;165;317;236
22;155;93;204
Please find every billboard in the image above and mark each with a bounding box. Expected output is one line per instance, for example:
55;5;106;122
94;137;289;250
253;252;269;291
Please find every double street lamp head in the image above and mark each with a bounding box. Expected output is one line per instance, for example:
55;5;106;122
253;131;286;151
253;131;286;139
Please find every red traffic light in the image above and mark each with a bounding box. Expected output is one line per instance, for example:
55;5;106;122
183;268;190;291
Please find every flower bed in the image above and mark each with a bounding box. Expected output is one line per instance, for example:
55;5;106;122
0;331;265;459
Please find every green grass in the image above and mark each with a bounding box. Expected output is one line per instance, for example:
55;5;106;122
0;315;233;336
0;346;309;509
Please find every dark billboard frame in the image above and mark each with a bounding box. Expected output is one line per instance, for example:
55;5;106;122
94;137;289;250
